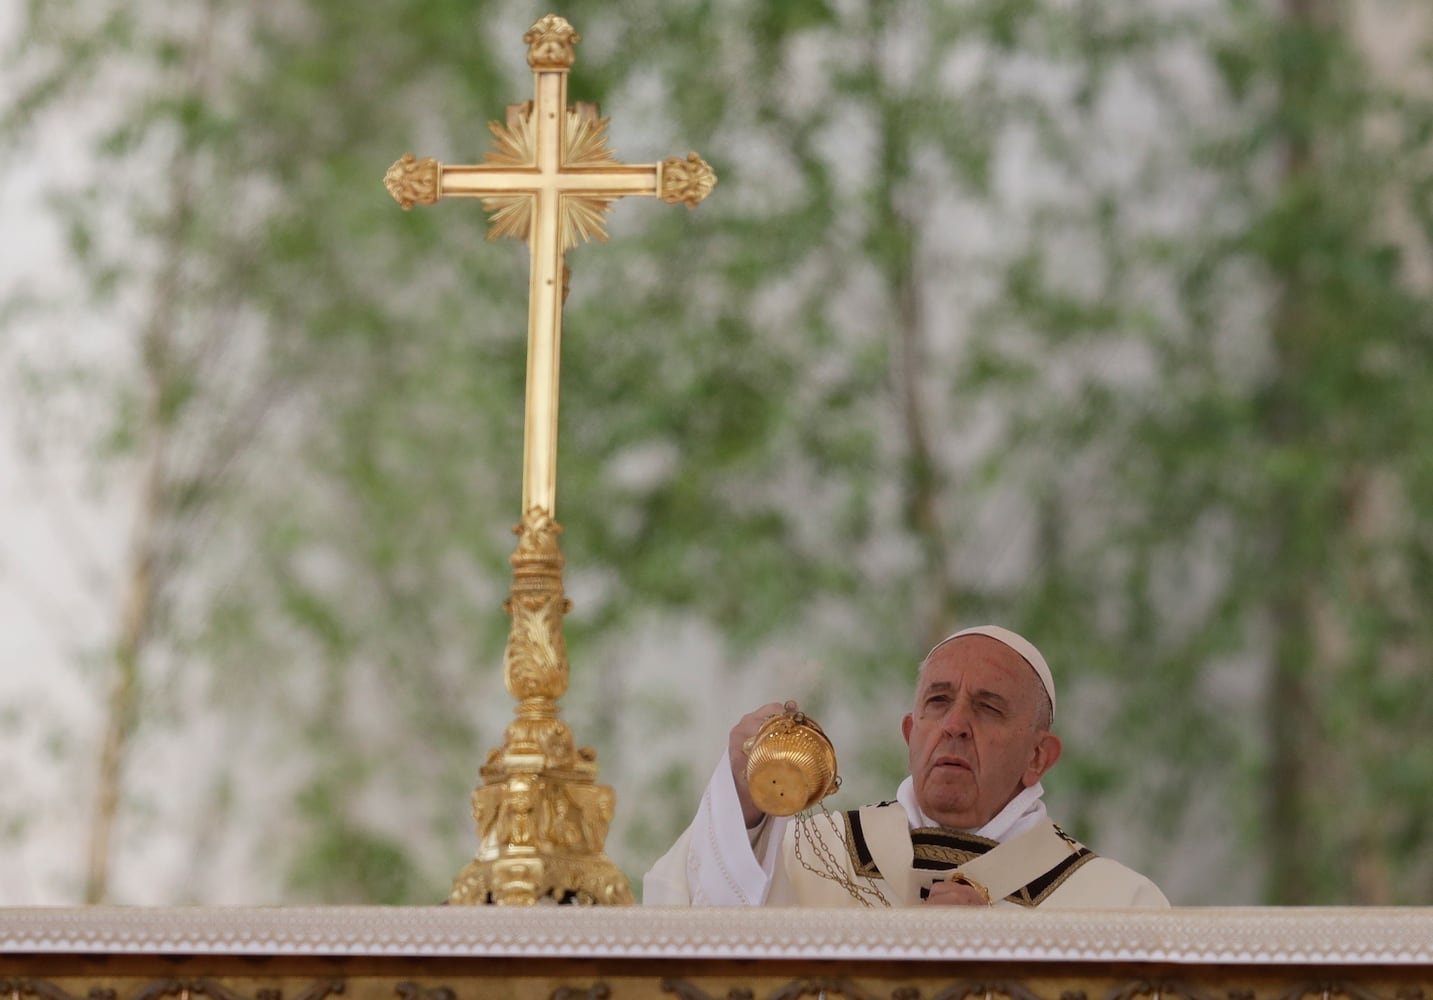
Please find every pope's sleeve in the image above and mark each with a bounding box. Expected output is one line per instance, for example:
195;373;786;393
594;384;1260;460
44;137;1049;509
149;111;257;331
641;750;790;905
1129;875;1171;908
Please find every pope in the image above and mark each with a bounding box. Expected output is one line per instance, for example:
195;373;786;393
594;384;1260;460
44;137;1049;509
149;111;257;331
643;625;1169;908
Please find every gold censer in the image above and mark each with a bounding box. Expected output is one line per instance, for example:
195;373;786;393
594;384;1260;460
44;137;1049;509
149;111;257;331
743;710;840;816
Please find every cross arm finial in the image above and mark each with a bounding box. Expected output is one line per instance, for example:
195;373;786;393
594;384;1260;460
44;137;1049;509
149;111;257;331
384;152;440;210
659;153;718;208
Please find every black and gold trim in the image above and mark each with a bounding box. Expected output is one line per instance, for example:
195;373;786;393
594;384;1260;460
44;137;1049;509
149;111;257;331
842;810;883;880
1004;845;1097;907
839;808;1101;907
910;828;999;871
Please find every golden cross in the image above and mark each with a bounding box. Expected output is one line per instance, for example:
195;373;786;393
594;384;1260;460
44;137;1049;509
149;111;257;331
383;13;715;906
384;13;715;518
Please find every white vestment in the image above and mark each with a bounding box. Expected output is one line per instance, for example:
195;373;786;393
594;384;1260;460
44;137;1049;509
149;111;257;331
643;752;1169;908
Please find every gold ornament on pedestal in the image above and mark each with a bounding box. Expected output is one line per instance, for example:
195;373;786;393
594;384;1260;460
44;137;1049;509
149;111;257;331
384;14;715;905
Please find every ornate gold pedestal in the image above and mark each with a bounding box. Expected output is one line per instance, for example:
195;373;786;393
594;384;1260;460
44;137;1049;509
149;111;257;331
449;508;631;905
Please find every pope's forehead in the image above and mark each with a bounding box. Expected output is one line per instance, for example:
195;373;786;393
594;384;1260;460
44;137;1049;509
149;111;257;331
918;636;1040;691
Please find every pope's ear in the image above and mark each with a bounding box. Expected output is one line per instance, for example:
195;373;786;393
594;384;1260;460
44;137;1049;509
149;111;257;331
901;712;913;746
1024;731;1062;787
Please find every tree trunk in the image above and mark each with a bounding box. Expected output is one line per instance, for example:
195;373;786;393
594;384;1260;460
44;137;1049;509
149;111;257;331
1260;0;1335;906
81;8;210;899
865;11;957;651
84;443;161;903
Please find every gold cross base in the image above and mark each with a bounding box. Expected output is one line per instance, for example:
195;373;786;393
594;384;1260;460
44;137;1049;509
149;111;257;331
448;508;633;905
448;767;632;905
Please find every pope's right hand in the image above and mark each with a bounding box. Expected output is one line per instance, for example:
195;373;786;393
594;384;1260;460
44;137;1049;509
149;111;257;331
729;700;798;829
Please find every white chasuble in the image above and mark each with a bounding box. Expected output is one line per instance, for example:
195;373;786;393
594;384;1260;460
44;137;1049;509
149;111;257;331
642;753;1168;909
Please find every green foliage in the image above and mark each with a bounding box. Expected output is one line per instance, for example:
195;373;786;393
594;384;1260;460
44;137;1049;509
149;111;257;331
963;0;1433;902
9;0;1433;905
288;793;431;904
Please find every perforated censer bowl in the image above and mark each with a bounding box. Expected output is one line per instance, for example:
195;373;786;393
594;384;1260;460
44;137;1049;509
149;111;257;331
744;711;840;816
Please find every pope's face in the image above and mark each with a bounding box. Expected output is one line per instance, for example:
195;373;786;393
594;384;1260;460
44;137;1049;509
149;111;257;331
902;636;1061;830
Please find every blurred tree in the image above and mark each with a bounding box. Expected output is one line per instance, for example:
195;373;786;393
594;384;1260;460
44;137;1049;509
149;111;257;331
967;0;1433;903
4;2;298;903
4;0;1061;901
3;0;530;901
7;0;1433;906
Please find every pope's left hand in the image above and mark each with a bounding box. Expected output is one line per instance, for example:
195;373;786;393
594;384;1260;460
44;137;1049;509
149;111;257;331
923;880;992;907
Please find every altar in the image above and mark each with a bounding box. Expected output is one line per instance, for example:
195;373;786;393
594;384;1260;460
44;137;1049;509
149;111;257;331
4;907;1433;1000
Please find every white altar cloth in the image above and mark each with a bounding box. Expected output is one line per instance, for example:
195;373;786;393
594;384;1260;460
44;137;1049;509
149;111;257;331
3;906;1432;965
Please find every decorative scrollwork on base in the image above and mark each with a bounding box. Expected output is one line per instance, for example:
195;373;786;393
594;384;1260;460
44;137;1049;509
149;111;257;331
1108;982;1221;1000
1273;986;1398;1000
503;506;571;703
662;985;753;1000
660;983;1433;1000
551;986;611;1000
769;980;884;1000
2;981;80;1000
664;981;884;1000
0;982;344;1000
395;984;452;1000
927;984;1046;1000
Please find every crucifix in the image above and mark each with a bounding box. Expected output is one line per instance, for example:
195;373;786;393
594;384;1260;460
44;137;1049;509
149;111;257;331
384;13;715;905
